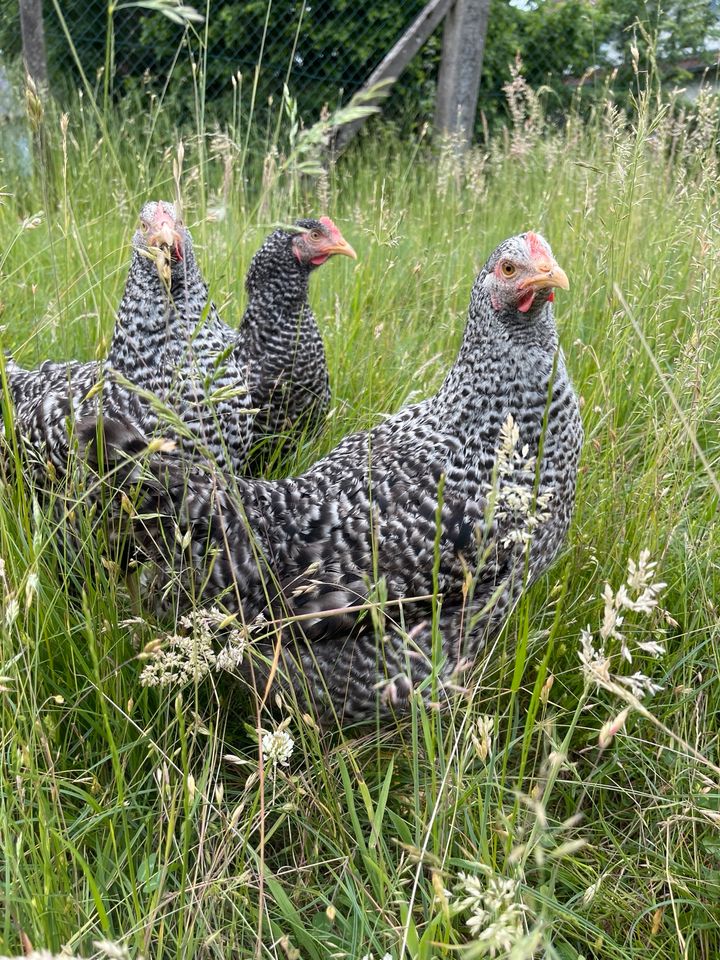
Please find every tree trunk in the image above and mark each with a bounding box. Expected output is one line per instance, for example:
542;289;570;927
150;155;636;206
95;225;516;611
434;0;490;144
19;0;48;89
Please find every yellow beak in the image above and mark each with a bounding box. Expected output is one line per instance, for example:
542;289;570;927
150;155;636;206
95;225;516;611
518;258;570;292
149;222;177;248
324;237;357;260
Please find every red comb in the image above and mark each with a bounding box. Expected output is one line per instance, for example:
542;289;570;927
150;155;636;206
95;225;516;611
153;203;175;225
525;231;546;259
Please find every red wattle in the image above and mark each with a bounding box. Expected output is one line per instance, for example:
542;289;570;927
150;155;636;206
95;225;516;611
310;253;329;266
517;290;535;313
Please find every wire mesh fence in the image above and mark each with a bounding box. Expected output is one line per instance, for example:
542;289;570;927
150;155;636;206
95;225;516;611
4;0;435;120
2;0;720;137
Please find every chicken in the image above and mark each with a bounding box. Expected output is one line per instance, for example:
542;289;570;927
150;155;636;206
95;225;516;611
3;201;254;480
81;231;582;724
239;217;356;466
4;207;355;481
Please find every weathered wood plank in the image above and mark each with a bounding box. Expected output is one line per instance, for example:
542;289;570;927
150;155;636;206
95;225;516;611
19;0;49;89
434;0;490;144
332;0;454;153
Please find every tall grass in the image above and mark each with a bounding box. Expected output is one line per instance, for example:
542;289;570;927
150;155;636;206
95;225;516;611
0;59;719;960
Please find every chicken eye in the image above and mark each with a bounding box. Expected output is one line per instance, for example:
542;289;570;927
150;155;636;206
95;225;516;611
500;261;516;278
309;229;322;241
140;219;149;231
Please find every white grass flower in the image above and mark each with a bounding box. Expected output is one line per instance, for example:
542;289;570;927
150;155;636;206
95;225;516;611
32;496;44;552
139;607;249;687
626;550;658;591
596;550;668;652
540;673;554;704
437;130;465;196
580;630;664;700
25;570;39;608
578;627;611;687
93;941;132;960
618;672;664;699
487;415;552;548
4;595;19;628
503;54;544;159
599;582;625;643
455;871;525;956
179;606;226;643
472;911;523;954
598;707;630;749
215;627;247;672
472;715;494;761
583;876;602;905
497;414;522;477
139;630;216;687
623;588;666;614
186;773;196;803
546;750;568;773
581;550;668;701
635;639;666;657
154;762;170;793
261;726;294;768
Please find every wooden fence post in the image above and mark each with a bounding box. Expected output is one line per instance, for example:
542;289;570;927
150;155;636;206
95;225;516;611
434;0;490;144
19;0;49;89
332;0;454;154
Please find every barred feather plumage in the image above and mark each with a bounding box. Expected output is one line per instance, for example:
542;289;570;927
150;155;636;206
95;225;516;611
84;232;583;724
4;206;354;480
3;201;254;478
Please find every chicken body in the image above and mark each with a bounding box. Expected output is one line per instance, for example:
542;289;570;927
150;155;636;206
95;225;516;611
87;232;583;724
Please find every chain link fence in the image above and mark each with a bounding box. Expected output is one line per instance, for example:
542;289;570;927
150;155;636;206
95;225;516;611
4;0;434;120
2;0;720;137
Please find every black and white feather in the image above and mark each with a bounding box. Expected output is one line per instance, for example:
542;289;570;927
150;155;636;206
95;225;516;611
239;216;356;464
4;206;355;480
3;201;254;478
84;231;583;724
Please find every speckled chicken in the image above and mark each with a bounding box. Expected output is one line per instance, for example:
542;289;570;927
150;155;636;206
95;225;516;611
239;217;356;465
4;207;354;480
3;201;254;477
84;232;583;724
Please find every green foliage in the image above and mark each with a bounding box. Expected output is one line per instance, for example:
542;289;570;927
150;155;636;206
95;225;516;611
601;0;719;65
2;0;719;135
0;64;720;958
479;0;606;114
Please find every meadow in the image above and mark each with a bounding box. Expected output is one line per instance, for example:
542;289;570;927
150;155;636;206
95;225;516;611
0;67;719;959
